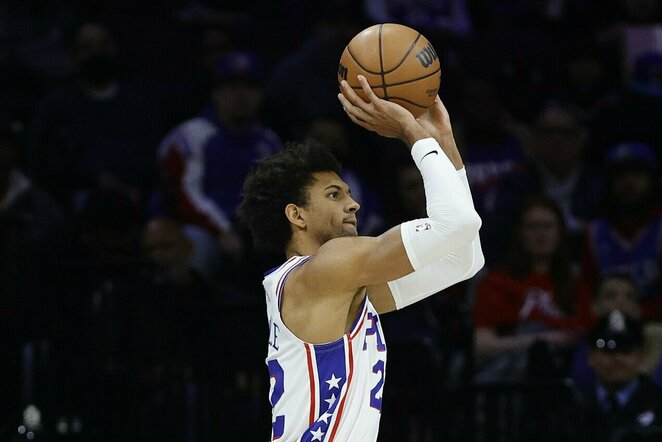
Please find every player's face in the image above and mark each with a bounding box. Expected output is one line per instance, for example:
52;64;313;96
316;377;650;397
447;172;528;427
304;171;360;244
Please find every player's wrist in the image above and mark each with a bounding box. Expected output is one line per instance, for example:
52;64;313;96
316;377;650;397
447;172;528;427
402;123;431;149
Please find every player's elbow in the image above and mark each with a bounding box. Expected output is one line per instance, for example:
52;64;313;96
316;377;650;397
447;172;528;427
450;208;482;244
456;242;485;284
466;246;485;280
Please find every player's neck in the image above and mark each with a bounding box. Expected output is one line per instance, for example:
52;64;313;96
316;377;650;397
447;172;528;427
285;233;322;258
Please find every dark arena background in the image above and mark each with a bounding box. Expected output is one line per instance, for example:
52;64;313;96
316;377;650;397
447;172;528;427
2;0;662;441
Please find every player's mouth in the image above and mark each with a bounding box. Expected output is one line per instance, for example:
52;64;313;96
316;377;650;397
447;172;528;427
343;218;357;227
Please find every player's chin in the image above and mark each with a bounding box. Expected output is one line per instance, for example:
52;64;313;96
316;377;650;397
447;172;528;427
340;225;359;236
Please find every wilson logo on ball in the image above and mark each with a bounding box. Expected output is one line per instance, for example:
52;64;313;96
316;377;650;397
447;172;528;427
415;43;438;68
338;63;348;81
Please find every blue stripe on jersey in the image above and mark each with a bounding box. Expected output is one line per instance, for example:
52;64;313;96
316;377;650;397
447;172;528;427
301;339;348;442
265;256;298;277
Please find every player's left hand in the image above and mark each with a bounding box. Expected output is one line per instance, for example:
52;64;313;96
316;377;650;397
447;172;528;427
338;75;430;145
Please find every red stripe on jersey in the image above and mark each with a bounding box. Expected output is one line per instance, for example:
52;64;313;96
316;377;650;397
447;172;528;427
349;306;367;340
304;343;316;426
329;335;354;441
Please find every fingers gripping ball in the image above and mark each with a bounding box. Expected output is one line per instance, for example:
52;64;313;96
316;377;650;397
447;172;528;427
338;23;441;118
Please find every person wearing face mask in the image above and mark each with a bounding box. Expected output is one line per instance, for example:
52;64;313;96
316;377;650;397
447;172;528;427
26;20;163;212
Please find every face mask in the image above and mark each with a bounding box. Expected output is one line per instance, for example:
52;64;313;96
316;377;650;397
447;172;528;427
80;53;118;84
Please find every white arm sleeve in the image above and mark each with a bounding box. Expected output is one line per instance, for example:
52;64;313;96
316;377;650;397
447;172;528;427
388;167;485;309
399;138;482;270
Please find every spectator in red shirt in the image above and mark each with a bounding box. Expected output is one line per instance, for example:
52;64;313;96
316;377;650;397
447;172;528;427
473;195;592;381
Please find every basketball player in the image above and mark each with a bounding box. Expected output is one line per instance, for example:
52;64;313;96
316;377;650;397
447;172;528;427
238;76;484;441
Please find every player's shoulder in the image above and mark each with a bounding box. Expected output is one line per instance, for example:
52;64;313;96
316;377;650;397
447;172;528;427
263;255;315;288
263;255;313;299
301;236;379;278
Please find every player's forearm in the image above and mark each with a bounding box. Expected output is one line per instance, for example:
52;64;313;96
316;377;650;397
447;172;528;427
400;138;481;269
387;165;483;309
436;132;463;170
387;235;483;309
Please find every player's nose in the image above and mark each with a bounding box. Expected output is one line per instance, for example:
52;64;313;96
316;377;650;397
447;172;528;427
347;196;360;212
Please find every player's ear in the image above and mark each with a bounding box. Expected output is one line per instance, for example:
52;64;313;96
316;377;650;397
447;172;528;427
285;204;306;229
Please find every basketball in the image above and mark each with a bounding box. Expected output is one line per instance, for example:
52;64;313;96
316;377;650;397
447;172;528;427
338;23;441;118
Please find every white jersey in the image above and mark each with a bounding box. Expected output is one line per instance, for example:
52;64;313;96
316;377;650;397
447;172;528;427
264;255;387;442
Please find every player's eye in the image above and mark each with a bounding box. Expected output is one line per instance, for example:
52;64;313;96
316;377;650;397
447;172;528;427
328;192;338;199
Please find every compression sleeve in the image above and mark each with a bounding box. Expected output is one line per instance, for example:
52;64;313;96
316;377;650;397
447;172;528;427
388;166;485;309
399;138;481;270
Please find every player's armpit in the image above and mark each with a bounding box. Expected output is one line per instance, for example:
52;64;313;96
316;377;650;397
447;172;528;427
366;283;398;314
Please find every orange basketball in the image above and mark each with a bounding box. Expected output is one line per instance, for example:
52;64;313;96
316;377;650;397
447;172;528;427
338;23;441;118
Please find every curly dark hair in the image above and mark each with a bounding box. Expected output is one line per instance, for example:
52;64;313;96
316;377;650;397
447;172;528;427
238;141;342;252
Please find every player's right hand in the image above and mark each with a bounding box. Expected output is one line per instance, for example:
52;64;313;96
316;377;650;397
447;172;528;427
416;96;453;139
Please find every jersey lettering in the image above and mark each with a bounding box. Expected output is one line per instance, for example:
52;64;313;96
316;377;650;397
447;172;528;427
363;312;386;352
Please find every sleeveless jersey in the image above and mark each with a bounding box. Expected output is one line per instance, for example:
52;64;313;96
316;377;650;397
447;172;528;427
263;255;387;442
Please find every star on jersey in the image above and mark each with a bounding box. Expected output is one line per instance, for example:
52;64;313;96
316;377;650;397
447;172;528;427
326;374;342;390
310;427;325;441
318;411;332;424
324;393;337;407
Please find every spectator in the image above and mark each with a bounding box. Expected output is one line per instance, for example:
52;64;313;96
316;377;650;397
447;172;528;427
26;20;163;211
483;102;602;264
154;51;281;261
62;187;144;441
0;1;78;127
582;142;662;320
142;217;219;289
473;195;592;382
262;2;365;141
457;77;526;216
137;217;219;442
557;41;621;117
589;52;662;160
572;272;662;391
363;0;474;39
578;310;662;442
0;129;67;432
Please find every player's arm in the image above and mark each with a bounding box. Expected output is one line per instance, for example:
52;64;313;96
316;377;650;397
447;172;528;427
355;89;483;314
299;77;481;296
368;166;484;314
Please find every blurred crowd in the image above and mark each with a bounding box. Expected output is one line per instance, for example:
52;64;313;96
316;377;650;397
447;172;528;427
1;0;662;441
